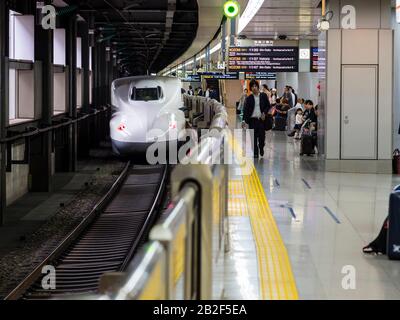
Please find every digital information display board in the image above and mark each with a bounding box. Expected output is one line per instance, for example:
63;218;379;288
245;72;277;80
228;47;299;72
181;74;201;82
198;72;239;79
311;47;318;72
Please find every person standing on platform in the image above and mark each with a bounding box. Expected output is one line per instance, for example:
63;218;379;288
291;87;298;107
242;79;271;158
205;86;211;98
188;85;194;96
197;87;203;96
270;88;277;106
283;86;294;108
238;88;248;117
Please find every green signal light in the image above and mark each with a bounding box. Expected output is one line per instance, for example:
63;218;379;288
224;1;240;18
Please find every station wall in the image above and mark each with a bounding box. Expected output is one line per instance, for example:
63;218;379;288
6;143;29;206
392;11;400;150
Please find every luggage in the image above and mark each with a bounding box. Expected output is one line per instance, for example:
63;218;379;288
363;218;388;255
273;116;286;131
300;133;315;156
312;131;318;151
393;149;400;174
263;116;273;132
388;191;400;260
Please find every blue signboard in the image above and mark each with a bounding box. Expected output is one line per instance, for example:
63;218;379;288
245;72;277;80
198;72;239;79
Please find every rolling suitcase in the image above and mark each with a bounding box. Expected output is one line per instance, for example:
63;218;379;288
273;116;286;131
387;191;400;260
300;133;314;156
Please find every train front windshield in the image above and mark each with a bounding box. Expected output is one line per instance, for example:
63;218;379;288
131;87;162;101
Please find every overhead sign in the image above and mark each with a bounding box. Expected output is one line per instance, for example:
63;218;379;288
228;47;299;72
198;72;239;80
245;72;277;80
181;74;201;82
311;47;318;72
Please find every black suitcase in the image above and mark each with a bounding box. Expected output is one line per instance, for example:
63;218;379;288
300;134;315;156
387;191;400;260
273;116;286;131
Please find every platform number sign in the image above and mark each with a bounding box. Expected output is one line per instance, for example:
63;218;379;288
224;1;240;18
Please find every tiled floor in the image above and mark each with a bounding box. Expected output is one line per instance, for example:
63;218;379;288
221;109;400;299
255;130;400;299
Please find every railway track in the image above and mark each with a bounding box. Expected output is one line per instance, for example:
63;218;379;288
5;163;168;300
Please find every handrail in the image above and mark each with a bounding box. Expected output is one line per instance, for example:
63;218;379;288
0;106;110;145
110;241;166;300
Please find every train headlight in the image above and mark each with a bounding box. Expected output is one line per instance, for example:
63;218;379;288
169;120;177;130
117;123;126;131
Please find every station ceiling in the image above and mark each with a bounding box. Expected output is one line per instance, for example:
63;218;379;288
65;0;199;75
240;0;322;40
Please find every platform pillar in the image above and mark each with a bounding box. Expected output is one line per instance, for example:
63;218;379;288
320;0;393;173
66;13;78;171
0;1;9;225
30;0;54;192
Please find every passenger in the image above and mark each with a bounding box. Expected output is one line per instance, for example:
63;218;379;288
238;89;248;115
242;79;271;158
270;89;278;106
295;98;304;111
181;88;186;94
314;105;319;117
197;87;203;96
282;86;294;109
262;84;272;101
205;86;211;98
274;98;290;131
287;98;303;136
188;85;194;96
303;100;317;124
276;98;290;119
294;108;304;139
291;87;298;108
210;88;219;101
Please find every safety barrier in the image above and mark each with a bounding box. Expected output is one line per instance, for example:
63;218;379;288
0;106;111;171
94;95;229;300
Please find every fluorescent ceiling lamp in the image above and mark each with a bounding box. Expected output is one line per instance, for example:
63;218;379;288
238;0;265;34
164;38;226;75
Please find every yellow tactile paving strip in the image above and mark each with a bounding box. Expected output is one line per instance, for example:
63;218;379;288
228;180;249;216
228;136;299;300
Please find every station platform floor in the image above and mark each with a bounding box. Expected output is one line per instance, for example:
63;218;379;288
222;115;400;300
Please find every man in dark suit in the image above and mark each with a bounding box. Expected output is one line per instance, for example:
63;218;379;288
242;79;271;158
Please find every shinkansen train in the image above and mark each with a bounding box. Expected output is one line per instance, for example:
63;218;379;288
110;76;186;155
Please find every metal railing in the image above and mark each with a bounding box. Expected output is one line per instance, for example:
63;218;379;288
95;94;230;300
0;106;111;171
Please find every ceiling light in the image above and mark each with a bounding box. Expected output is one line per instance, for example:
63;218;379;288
238;0;265;34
